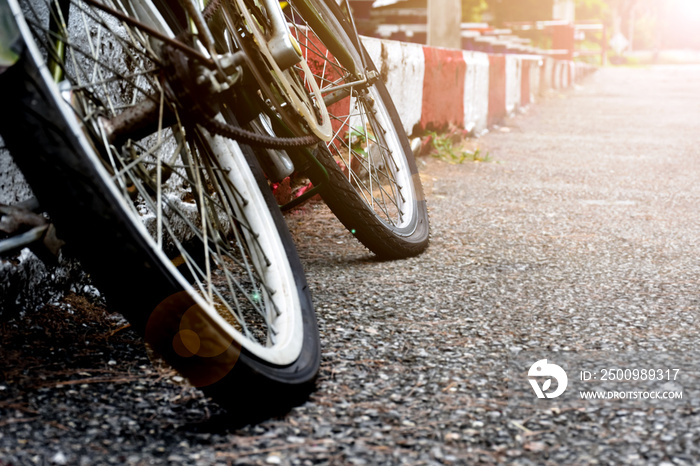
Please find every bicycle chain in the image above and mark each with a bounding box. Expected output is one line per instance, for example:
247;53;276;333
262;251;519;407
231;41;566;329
202;117;321;149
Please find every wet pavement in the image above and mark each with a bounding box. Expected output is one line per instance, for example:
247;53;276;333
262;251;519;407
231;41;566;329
2;65;700;464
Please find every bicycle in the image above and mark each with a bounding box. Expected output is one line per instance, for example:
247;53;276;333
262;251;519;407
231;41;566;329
0;0;428;419
238;0;431;258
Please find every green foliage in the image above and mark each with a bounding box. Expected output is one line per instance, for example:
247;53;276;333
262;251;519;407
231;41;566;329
632;13;658;50
492;0;556;25
462;0;487;22
575;0;610;21
349;127;376;158
0;1;20;68
492;0;700;53
575;0;667;51
429;132;491;164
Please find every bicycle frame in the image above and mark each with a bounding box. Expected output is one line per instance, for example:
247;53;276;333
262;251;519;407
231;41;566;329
15;0;378;212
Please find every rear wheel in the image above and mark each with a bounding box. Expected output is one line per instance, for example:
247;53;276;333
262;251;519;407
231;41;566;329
3;0;319;417
285;0;430;258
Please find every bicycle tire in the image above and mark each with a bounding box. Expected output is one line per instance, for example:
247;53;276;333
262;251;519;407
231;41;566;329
285;0;430;259
2;0;319;419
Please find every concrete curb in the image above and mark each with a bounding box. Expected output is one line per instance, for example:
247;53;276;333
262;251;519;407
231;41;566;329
362;36;597;135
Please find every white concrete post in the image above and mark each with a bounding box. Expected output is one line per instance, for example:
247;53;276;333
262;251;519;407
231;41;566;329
427;0;462;49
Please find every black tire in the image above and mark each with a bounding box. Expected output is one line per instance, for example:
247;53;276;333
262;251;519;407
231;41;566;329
285;0;430;259
2;0;319;421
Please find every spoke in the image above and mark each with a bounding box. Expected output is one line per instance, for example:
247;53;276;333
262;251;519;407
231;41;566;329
155;86;166;249
102;110;276;340
118;150;274;339
168;143;278;322
357;93;375;209
364;97;403;174
21;0;290;350
191;147;213;305
330;113;399;188
27;18;159;106
140;156;252;228
339;123;402;190
327;96;407;222
67;69;157;92
288;10;349;79
329;132;403;222
110;135;170;181
81;12;118;115
328;112;354;183
139;160;236;173
195;131;270;300
364;103;407;222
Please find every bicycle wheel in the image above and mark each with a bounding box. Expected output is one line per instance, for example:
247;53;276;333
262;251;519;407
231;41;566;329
285;0;430;259
2;0;319;417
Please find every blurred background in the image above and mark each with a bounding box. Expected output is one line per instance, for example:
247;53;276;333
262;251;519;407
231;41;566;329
348;0;700;64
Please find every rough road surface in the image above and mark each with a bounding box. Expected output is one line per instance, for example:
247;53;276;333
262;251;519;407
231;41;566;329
2;65;700;465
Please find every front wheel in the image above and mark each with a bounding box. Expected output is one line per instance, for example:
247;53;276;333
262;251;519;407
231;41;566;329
4;0;319;419
285;0;430;258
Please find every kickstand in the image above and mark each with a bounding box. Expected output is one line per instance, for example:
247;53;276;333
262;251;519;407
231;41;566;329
0;198;65;263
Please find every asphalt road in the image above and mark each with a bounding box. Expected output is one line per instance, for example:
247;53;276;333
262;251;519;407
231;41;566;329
2;65;700;465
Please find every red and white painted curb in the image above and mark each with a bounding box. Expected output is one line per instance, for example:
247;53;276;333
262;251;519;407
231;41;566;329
362;36;597;137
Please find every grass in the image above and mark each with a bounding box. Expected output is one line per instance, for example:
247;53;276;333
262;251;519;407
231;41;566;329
428;131;492;164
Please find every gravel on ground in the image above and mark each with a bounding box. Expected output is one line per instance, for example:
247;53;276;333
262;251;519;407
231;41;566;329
2;65;700;465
